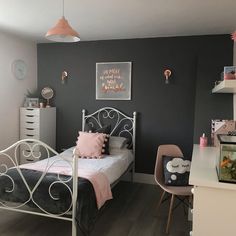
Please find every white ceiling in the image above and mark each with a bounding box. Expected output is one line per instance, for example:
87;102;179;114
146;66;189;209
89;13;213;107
0;0;236;43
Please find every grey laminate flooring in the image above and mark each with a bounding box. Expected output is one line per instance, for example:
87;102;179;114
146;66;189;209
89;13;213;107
0;182;190;236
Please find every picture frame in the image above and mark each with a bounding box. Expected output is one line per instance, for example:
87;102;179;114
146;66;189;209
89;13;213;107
96;62;132;100
25;98;39;108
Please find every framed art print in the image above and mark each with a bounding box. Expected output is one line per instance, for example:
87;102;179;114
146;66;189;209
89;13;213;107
96;62;132;100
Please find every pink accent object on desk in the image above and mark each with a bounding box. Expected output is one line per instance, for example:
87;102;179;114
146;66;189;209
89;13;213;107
200;133;208;147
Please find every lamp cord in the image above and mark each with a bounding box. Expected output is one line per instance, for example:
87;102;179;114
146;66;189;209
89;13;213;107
62;0;64;17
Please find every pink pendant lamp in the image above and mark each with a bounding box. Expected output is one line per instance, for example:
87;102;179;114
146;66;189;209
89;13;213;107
45;0;80;42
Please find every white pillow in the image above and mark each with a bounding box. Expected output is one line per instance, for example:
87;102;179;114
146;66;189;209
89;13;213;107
109;136;128;149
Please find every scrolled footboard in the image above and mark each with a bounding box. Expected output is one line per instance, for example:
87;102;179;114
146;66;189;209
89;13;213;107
0;138;78;236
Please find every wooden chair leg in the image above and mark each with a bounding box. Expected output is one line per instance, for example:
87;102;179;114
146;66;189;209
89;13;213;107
166;194;175;234
156;190;166;212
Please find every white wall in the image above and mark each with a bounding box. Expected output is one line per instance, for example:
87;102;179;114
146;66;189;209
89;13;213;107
0;32;37;150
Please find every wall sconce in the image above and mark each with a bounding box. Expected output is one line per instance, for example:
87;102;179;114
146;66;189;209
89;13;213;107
61;70;68;84
164;69;172;84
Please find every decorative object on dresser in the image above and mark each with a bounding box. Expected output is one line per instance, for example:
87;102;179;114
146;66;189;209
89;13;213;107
24;89;40;107
199;133;208;147
26;98;39;108
20;107;56;164
41;87;54;107
96;62;132;100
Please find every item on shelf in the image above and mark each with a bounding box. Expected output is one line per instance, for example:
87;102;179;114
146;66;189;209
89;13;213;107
224;66;236;80
216;134;236;183
200;133;208;147
214;80;222;87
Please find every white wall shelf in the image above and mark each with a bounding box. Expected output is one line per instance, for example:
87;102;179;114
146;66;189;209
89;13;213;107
212;80;236;93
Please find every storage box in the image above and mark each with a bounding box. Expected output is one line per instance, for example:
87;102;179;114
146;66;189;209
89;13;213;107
217;134;236;183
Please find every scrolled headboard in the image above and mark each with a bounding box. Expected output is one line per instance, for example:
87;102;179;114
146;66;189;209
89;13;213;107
82;107;137;153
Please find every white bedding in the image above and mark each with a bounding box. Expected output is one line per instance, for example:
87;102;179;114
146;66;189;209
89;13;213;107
21;147;134;185
63;147;134;184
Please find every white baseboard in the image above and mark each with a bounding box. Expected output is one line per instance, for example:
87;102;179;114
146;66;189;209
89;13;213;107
121;172;156;185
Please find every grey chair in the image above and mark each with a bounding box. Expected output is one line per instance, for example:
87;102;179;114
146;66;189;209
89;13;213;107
154;144;192;234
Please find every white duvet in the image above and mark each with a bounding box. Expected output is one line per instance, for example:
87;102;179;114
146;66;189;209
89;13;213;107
21;146;134;185
62;147;134;184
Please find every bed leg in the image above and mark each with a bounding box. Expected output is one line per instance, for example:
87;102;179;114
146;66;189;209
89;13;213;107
72;218;77;236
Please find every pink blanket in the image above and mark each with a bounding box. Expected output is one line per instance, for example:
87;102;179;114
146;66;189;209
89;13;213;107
20;160;113;209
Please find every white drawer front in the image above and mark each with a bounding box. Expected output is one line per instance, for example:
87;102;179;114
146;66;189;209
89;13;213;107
20;148;47;164
20;133;39;139
20;121;39;129
20;142;40;152
20;151;40;164
21;114;39;123
20;127;39;136
21;108;39;117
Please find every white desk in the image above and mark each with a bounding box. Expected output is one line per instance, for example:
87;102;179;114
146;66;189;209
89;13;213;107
189;145;236;236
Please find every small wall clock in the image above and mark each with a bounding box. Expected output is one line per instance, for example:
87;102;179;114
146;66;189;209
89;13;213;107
12;59;27;80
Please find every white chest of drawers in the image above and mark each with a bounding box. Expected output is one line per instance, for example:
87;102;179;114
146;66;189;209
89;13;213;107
20;107;56;164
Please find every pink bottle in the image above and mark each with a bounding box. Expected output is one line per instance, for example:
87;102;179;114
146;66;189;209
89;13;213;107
200;133;208;147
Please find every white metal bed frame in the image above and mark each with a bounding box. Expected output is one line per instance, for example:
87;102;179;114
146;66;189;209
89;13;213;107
0;107;136;236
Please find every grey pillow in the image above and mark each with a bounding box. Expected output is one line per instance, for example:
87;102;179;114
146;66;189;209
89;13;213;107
109;136;128;149
163;155;191;186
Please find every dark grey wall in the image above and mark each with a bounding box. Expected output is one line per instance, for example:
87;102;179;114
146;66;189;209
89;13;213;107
37;35;233;174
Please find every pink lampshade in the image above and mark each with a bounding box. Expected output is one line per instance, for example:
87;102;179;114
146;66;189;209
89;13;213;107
231;31;236;41
45;16;80;43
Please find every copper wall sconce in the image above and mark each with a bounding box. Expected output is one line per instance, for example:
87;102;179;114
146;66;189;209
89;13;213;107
164;69;172;84
61;70;68;84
